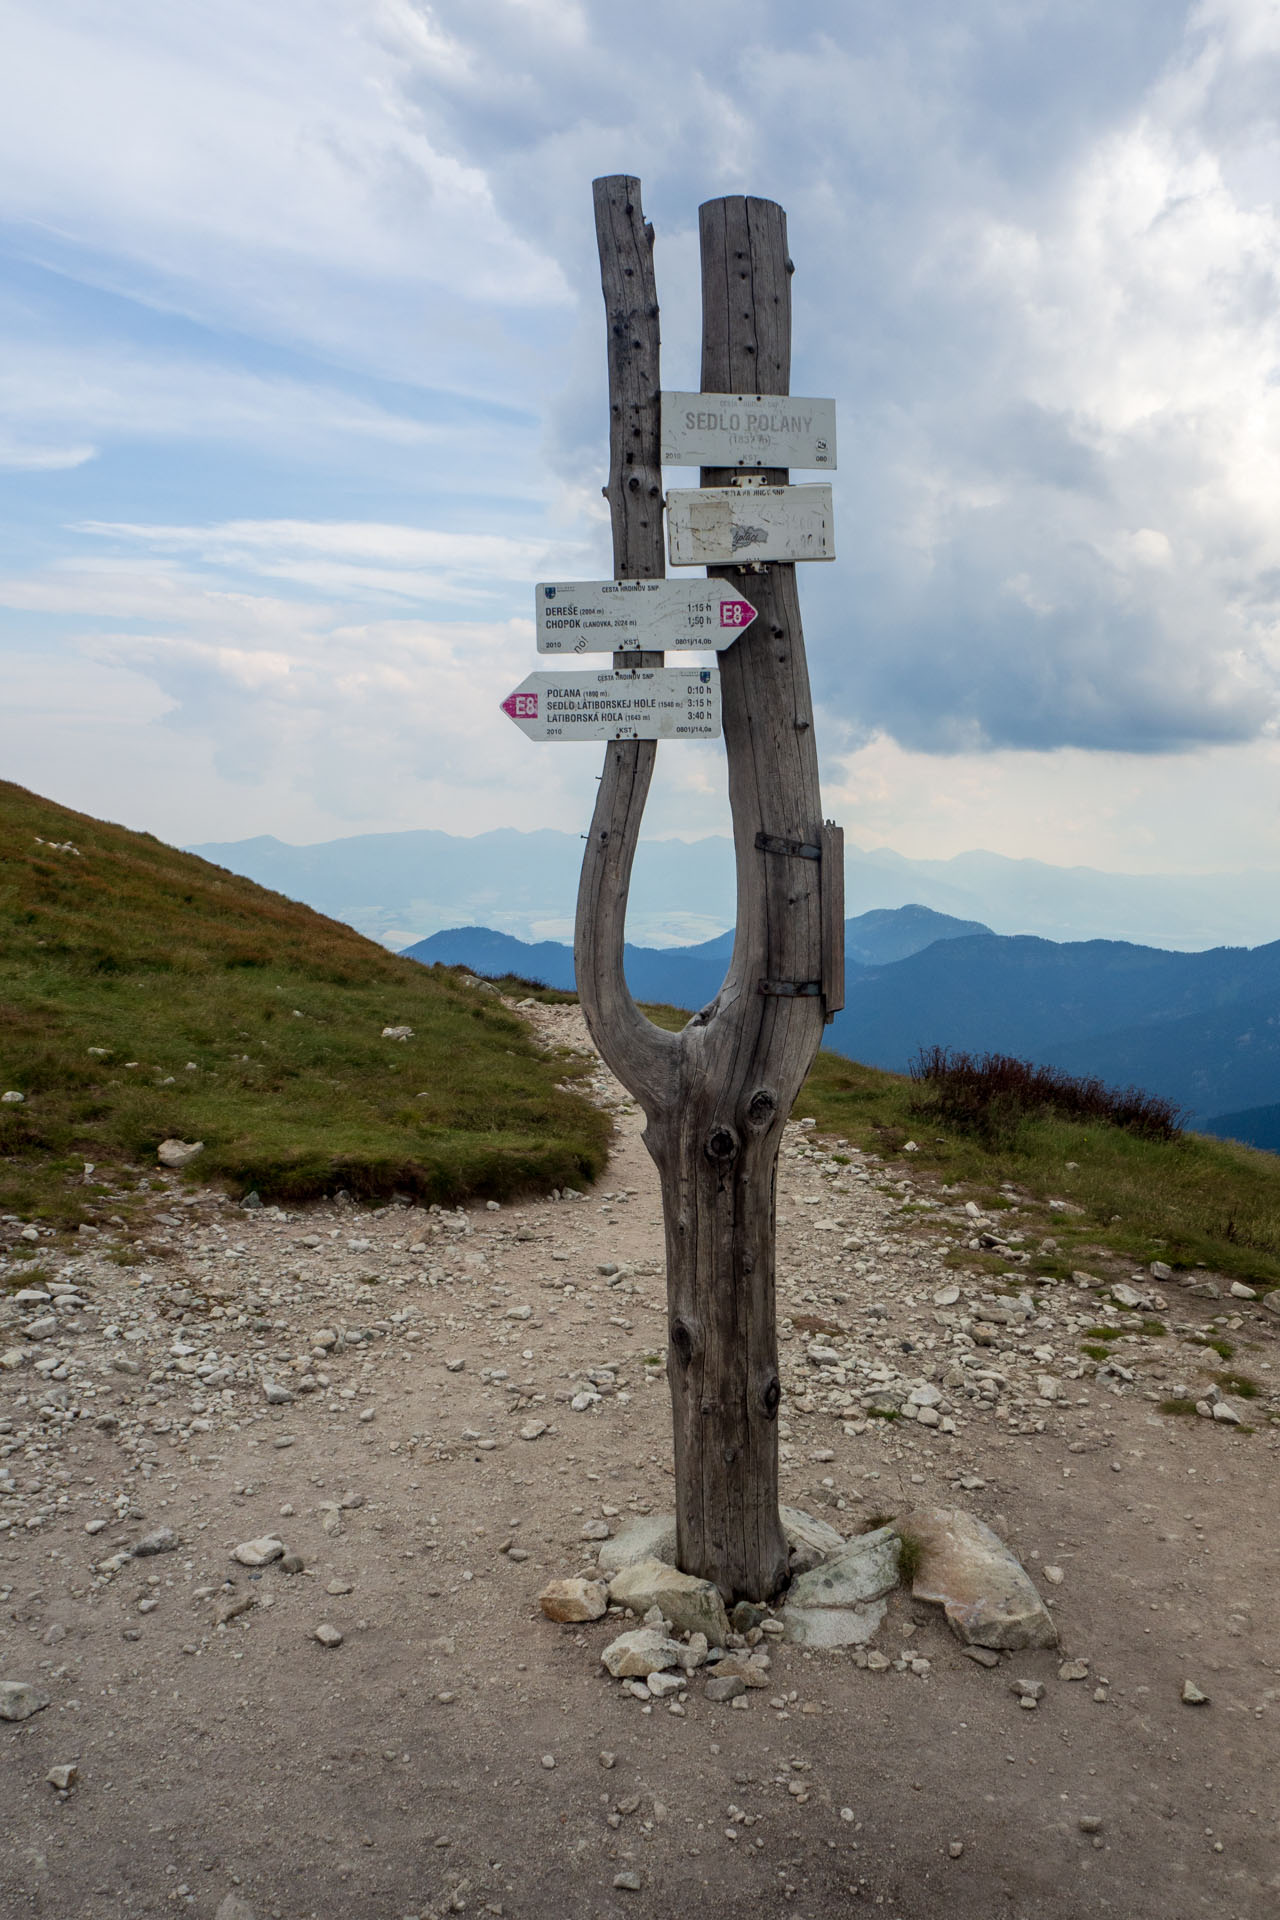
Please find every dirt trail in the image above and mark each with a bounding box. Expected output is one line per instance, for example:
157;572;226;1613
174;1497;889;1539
2;997;1278;1920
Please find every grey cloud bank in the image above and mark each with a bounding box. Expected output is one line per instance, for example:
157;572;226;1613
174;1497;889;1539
1;0;1277;865
390;0;1280;752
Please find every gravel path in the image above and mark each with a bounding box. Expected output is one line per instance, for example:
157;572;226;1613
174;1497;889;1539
2;998;1278;1919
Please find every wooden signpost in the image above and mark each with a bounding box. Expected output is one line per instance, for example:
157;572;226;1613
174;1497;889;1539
502;176;844;1602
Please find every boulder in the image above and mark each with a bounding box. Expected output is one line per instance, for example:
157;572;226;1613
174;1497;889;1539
596;1514;677;1574
131;1527;179;1558
539;1577;609;1623
157;1138;204;1169
230;1537;285;1569
781;1525;901;1647
606;1558;730;1643
600;1628;689;1679
781;1504;845;1574
903;1507;1058;1650
0;1680;52;1722
215;1895;260;1920
707;1654;771;1689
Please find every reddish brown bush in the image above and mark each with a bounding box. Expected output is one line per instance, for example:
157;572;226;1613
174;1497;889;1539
910;1045;1183;1143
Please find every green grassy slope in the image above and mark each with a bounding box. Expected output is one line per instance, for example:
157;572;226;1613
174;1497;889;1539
0;780;609;1225
798;1052;1280;1291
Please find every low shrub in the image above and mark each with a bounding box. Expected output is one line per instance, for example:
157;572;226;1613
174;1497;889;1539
909;1046;1183;1146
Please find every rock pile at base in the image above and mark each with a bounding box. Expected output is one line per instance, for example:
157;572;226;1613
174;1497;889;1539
539;1504;1058;1702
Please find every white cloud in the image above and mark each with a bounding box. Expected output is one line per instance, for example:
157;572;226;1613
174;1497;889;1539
0;341;450;460
65;517;601;608
0;435;95;470
822;726;1280;874
0;0;571;381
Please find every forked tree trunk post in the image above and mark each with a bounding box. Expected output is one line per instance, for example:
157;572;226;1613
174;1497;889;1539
575;176;844;1604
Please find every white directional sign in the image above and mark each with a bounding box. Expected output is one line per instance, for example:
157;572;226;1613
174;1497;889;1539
667;484;836;566
535;578;757;653
500;668;721;741
662;393;836;469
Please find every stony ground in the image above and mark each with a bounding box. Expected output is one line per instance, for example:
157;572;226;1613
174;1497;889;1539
2;997;1279;1920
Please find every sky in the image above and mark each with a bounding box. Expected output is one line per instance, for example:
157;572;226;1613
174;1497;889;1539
2;0;1280;877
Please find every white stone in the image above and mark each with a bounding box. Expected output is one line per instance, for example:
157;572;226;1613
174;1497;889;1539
607;1558;730;1643
539;1578;609;1623
230;1537;284;1568
597;1514;678;1574
0;1680;51;1721
157;1138;204;1169
904;1506;1057;1650
601;1628;687;1678
782;1527;900;1647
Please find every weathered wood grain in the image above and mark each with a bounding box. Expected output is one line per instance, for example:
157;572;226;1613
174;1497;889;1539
575;178;672;1110
576;180;838;1602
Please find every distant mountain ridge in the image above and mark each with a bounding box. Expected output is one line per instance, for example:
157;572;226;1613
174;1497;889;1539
828;934;1280;1122
1201;1103;1280;1153
403;912;1280;1128
403;906;992;1013
189;825;1280;954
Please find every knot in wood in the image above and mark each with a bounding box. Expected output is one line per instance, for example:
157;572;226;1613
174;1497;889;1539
670;1319;695;1368
745;1087;778;1131
704;1125;739;1167
762;1375;782;1419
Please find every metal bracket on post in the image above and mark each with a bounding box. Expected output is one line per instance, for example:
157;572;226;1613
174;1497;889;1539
820;819;845;1019
755;831;821;861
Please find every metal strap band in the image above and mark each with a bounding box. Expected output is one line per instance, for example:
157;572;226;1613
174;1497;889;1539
758;979;822;998
755;831;821;860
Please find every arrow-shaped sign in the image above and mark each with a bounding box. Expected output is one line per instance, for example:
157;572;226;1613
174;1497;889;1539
500;668;721;742
536;579;756;653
